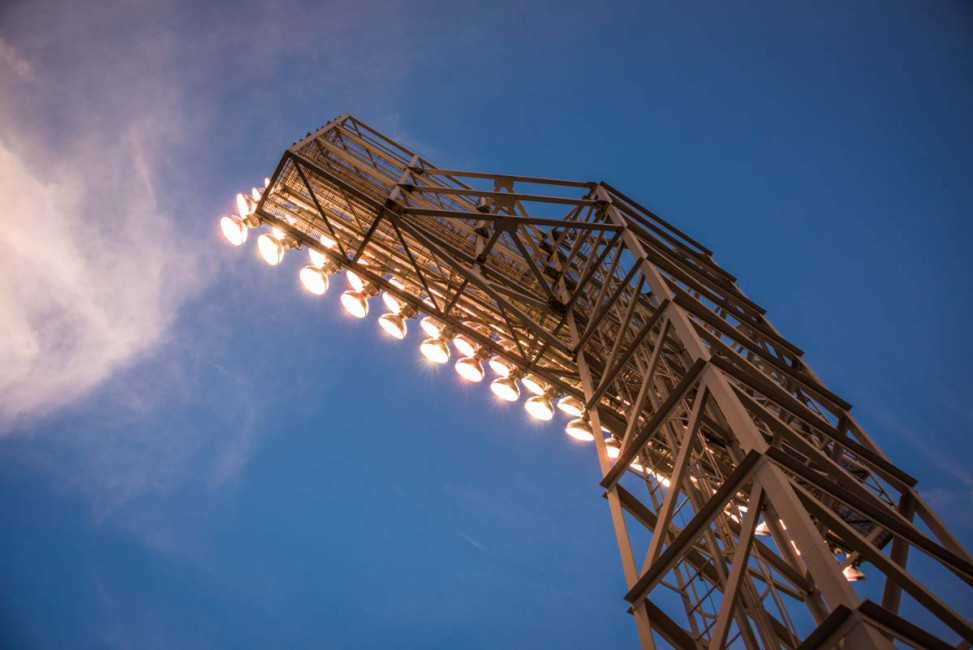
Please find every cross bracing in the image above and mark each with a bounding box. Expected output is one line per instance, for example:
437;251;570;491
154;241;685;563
227;113;973;649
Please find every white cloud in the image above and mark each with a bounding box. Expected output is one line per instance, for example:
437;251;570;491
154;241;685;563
0;129;199;428
0;38;32;78
0;6;202;431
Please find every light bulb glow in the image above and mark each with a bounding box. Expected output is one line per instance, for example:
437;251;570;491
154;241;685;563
299;266;329;295
521;374;546;396
843;564;866;582
378;313;407;339
382;292;403;314
565;418;594;441
453;334;477;358
420;317;443;338
455;357;485;382
251;187;262;202
236;192;253;218
490;377;520;401
557;396;585;418
347;270;367;292
257;233;284;265
320;234;336;249
525;395;555;421
420;337;450;364
488;357;514;377
264;177;271;188
340;290;369;318
308;247;328;268
220;215;248;246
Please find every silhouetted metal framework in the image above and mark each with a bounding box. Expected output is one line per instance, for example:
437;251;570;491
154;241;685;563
244;114;972;649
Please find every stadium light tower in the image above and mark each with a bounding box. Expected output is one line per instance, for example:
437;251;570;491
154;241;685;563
219;114;972;649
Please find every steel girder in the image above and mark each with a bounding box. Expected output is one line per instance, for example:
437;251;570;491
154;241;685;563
240;113;972;649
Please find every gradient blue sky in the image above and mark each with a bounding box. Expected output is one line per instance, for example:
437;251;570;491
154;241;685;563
1;1;971;648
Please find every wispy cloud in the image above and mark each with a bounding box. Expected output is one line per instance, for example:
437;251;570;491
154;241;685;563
0;20;200;430
0;38;32;78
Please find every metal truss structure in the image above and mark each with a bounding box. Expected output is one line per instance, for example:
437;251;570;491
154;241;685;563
228;113;972;649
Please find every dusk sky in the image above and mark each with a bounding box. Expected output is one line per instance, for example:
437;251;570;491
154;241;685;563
1;1;972;648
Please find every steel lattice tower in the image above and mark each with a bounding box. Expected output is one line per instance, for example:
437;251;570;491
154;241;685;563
220;114;973;649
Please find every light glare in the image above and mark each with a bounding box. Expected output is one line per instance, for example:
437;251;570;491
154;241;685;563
236;192;253;218
340;290;369;319
525;395;554;421
420;338;450;364
521;374;546;396
557;396;584;417
455;357;485;382
565;418;594;441
420;317;443;338
220;215;248;246
257;233;284;265
378;313;408;339
490;377;520;401
299;266;329;295
453;334;477;358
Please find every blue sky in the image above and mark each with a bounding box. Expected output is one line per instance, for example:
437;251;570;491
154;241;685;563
1;0;971;648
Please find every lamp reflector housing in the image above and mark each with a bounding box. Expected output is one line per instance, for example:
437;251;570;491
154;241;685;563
843;564;866;582
521;374;546;396
565;418;594;441
453;334;477;358
257;233;284;265
299;266;329;295
220;215;248;246
455;357;485;382
420;337;450;364
378;312;408;339
557;396;584;418
490;377;520;401
236;192;253;218
525;395;555;421
420;317;443;338
340;290;369;318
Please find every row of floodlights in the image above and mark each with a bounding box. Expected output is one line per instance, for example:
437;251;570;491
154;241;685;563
219;184;870;583
218;186;643;468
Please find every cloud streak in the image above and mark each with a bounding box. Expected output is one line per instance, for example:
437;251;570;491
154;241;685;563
0;19;200;430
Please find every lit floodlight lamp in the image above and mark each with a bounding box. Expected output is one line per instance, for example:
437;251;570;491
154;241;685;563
299;265;331;295
378;312;408;339
557;395;585;418
382;292;403;313
453;334;477;358
340;290;370;319
521;374;546;396
251;186;263;202
220;215;249;246
605;437;621;459
257;233;290;266
490;376;520;401
420;336;450;364
347;269;369;292
843;564;866;582
565;417;594;442
308;248;327;268
236;192;254;218
455;356;485;383
381;278;407;313
453;323;490;358
604;437;645;473
263;177;270;188
488;357;515;377
420;317;443;338
525;388;557;421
